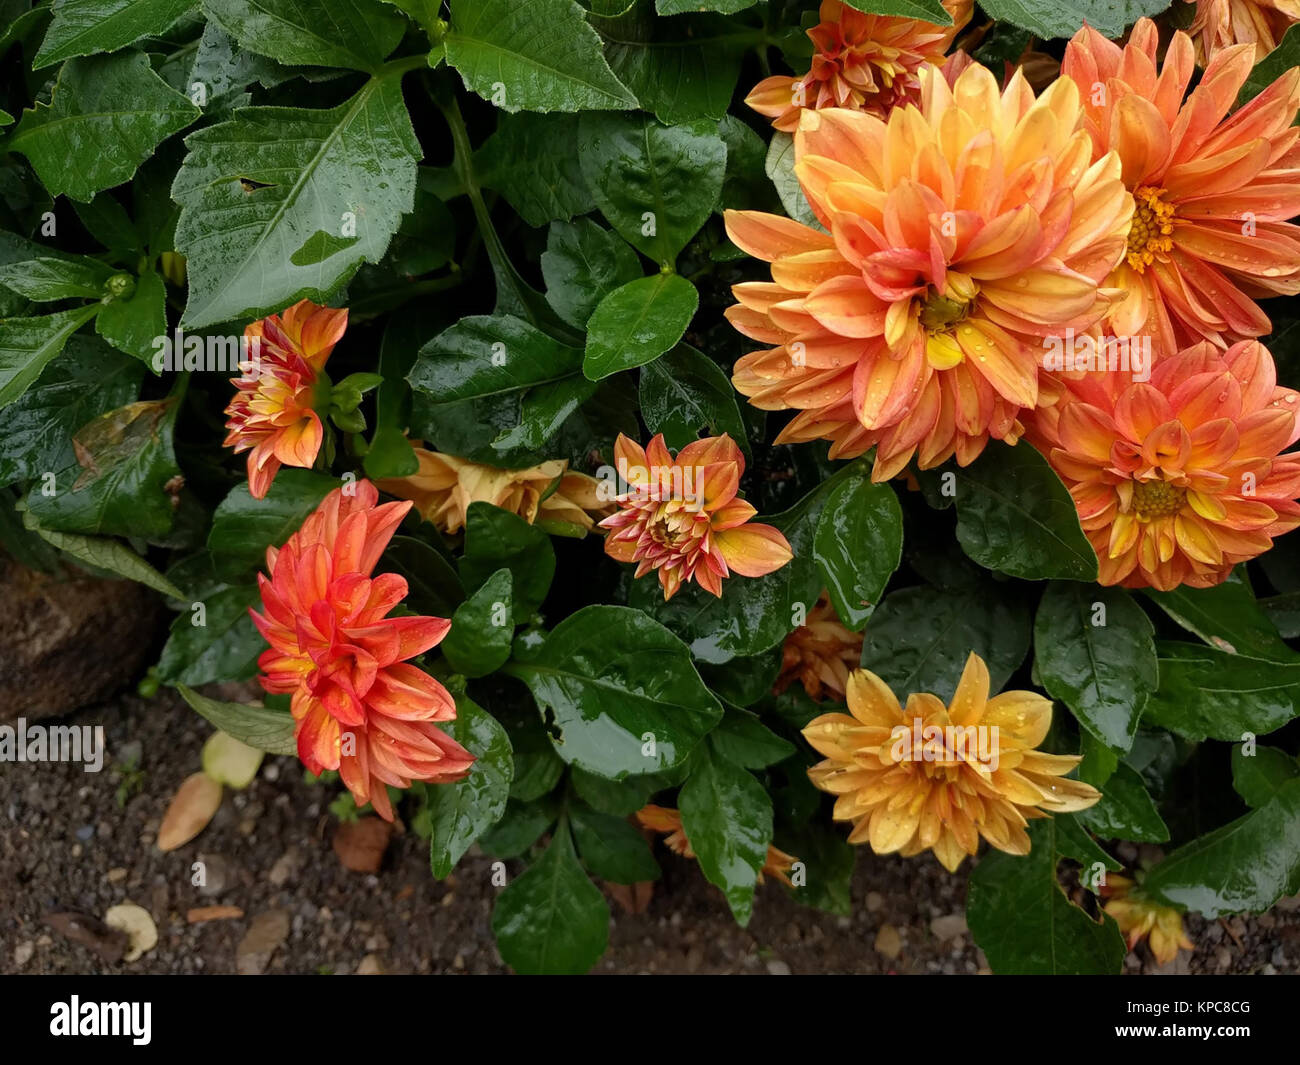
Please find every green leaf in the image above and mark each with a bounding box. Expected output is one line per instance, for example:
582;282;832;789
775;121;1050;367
679;745;772;925
173;70;418;328
96;270;166;365
1146;573;1296;662
20;504;184;598
657;0;758;12
445;0;637;113
582;273;697;381
1033;583;1155;753
427;695;514;878
710;707;794;769
860;582;1031;703
176;684;297;756
379;535;465;617
408;314;583;403
779;820;853;916
579;113;727;266
11;52;199;203
594;4;750;126
1231;744;1300;809
698;647;781;707
1142;641;1300;742
505;604;724;778
967;818;1125;974
1077;763;1169;842
157;584;264;687
490;376;597;455
840;0;952;20
977;0;1170;40
570;803;660;883
207;469;336;581
508;715;567;801
35;0;196;68
571;767;662;816
765;131;819;229
541;217;643;330
476;113;594;227
1143;778;1300;917
0;305;100;410
0;334;143;487
203;0;405;71
458;503;555;623
812;473;902;630
441;568;514;678
639;342;749;455
950;443;1098;581
491;821;609;974
478;798;557;858
1241;23;1300;104
0;257;113;300
1261;592;1300;639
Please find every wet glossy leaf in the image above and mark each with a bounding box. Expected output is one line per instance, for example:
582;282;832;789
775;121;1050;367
478;798;557;858
978;0;1170;39
840;0;952;18
20;504;184;597
491;822;609;974
35;0;195;69
176;684;297;756
204;0;405;71
458;503;555;622
157;583;263;687
1034;583;1155;753
579;113;726;266
408;314;583;403
441;568;514;677
583;273;697;381
428;695;514;877
0;306;100;410
812;473;903;630
207;469;336;581
541;217;643;329
11;52;199;202
571;767;662;816
710;707;794;769
679;745;772;924
506;604;723;778
173;70;418;327
378;535;465;618
1077;763;1169;842
0;256;113;300
1231;745;1300;809
96;270;166;365
1146;572;1296;661
570;804;660;883
477;113;594;227
764;132;818;229
445;0;637;113
639;342;748;455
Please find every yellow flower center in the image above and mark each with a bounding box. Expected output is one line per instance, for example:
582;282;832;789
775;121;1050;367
1125;187;1175;273
1131;478;1186;522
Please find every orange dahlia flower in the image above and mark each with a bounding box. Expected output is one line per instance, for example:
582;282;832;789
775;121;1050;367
803;653;1100;872
223;300;346;500
725;62;1132;480
1061;18;1300;351
774;592;863;701
1187;0;1300;64
599;433;792;600
375;445;612;535
746;0;972;130
1029;339;1300;590
250;480;474;821
635;805;799;886
1101;874;1194;965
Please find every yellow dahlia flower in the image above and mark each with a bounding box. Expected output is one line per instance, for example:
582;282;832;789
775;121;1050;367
1061;18;1300;351
725;61;1133;480
1101;874;1195;965
1187;0;1300;64
803;653;1100;872
746;0;972;130
375;445;612;535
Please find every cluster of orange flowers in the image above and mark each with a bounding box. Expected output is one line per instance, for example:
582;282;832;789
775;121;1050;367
729;7;1300;592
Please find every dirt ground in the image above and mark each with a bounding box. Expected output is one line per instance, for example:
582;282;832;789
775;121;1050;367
3;691;1298;975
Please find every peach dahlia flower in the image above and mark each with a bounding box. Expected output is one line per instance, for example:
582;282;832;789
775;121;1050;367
223;300;346;500
1101;874;1194;965
599;433;792;600
375;445;612;536
251;480;474;821
1029;340;1300;590
725;62;1132;480
803;653;1100;872
1187;0;1300;65
774;591;863;702
1061;18;1300;351
746;0;972;130
636;805;799;886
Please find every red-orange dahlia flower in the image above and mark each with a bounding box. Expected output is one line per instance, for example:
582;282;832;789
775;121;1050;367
1061;18;1300;351
1028;339;1300;589
1187;0;1300;65
599;433;792;600
223;299;347;500
746;0;972;130
250;480;474;820
725;62;1133;480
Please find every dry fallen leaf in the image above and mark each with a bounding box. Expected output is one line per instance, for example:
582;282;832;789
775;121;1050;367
333;817;394;873
104;903;158;962
187;905;245;924
43;912;128;963
157;771;223;851
605;880;655;915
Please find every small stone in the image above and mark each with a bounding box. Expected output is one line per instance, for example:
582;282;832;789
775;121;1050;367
765;959;791;976
930;913;968;942
1215;947;1232;970
13;942;34;967
262;762;280;782
865;891;884;913
874;924;902;960
75;825;94;842
195;853;234;897
1261;963;1277;975
453;954;465;970
1271;947;1287;967
355;953;386;975
236;909;290;975
1275;894;1300;913
105;867;127;883
268;848;301;888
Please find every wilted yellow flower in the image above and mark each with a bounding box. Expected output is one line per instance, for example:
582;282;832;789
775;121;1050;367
635;805;799;886
1187;0;1300;64
1101;874;1195;965
774;592;863;702
803;653;1100;871
375;446;612;535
